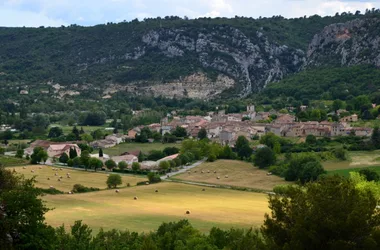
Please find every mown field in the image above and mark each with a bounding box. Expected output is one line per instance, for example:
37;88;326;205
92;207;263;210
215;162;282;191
103;142;180;156
174;160;288;191
11;165;147;192
43;182;269;233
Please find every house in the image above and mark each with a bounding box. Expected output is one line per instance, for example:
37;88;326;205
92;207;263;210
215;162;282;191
219;129;235;145
340;114;358;122
105;135;123;144
247;105;255;112
157;154;179;163
90;139;116;149
111;154;138;165
346;127;372;137
148;123;161;133
127;129;138;139
47;144;81;158
19;90;29;95
275;114;296;124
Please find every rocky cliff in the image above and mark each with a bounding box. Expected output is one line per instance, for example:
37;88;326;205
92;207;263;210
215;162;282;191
307;18;380;67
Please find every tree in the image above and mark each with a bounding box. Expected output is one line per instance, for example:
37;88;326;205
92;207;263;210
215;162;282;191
67;159;74;167
371;126;380;149
0;167;55;249
163;147;179;156
104;159;117;171
30;147;48;164
59;153;69;164
106;174;122;188
305;134;317;144
172;126;187;138
147;150;165;161
72;157;82;167
72;126;80;140
132;162;140;172
253;147;276;169
358;168;380;182
197;128;207;140
88;157;103;172
159;161;170;171
138;151;145;162
80;150;90;170
299;161;326;183
80;133;93;143
69;147;78;159
15;148;24;158
235;136;252;159
117;161;128;170
262;175;380;249
48;127;63;138
99;148;103;157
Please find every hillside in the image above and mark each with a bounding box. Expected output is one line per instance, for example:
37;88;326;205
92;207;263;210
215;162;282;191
0;11;380;100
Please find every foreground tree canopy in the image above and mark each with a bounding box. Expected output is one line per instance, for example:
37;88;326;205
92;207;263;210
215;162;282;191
1;166;380;249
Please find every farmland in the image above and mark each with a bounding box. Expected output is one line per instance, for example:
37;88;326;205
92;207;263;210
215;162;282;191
11;165;147;192
174;160;288;191
103;142;179;156
43;182;269;233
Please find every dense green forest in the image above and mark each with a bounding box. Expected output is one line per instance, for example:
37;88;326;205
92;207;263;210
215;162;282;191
261;65;380;101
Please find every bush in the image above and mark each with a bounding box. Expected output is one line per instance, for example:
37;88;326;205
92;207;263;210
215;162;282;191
37;187;64;195
253;147;276;169
118;161;128;170
159;161;170;170
72;184;100;193
207;154;217;162
358;168;380;182
147;172;161;183
273;185;292;195
333;148;348;161
67;159;74;167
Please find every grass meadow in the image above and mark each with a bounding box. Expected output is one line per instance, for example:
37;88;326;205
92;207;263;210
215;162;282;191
174;160;288;191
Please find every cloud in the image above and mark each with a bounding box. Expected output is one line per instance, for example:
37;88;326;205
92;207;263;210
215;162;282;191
0;0;379;27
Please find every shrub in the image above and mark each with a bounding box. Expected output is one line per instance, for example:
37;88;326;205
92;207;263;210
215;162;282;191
159;161;170;170
273;185;292;195
37;187;64;195
333;148;348;161
132;162;141;172
72;184;100;193
147;172;161;183
207;154;217;162
118;161;128;170
253;147;276;169
358;168;380;182
67;159;74;167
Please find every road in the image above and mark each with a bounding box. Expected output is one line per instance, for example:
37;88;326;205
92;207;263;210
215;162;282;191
161;159;205;180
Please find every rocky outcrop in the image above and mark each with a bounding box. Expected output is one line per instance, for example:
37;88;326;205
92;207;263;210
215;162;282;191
104;72;235;100
126;26;305;97
307;18;380;67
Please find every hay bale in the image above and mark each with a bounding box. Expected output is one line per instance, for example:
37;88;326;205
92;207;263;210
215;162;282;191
68;191;72;194
54;173;57;176
67;176;71;179
31;170;34;173
60;168;63;171
201;171;204;174
207;170;210;173
225;175;228;178
186;210;191;214
134;196;138;200
107;174;110;177
145;182;150;185
155;189;158;193
194;170;197;173
217;176;220;179
115;189;120;193
202;188;206;191
58;179;61;182
60;176;63;179
214;170;217;173
39;166;42;169
23;167;26;169
49;186;54;189
47;178;50;180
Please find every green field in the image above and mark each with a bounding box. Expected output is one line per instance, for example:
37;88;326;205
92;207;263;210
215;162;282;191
43;182;269;233
49;124;107;134
11;165;147;192
174;160;288;191
328;166;380;178
323;150;380;171
0;156;29;166
104;142;180;156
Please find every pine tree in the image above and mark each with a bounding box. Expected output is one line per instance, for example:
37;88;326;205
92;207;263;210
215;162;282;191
371;126;380;149
69;147;78;159
72;126;80;140
99;148;103;157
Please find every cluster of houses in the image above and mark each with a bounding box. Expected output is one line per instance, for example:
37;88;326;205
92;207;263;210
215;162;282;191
24;140;175;170
125;106;371;147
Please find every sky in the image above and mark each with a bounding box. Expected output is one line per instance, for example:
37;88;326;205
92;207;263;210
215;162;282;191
0;0;379;27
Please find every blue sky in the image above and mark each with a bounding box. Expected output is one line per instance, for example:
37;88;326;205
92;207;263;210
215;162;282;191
0;0;379;27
